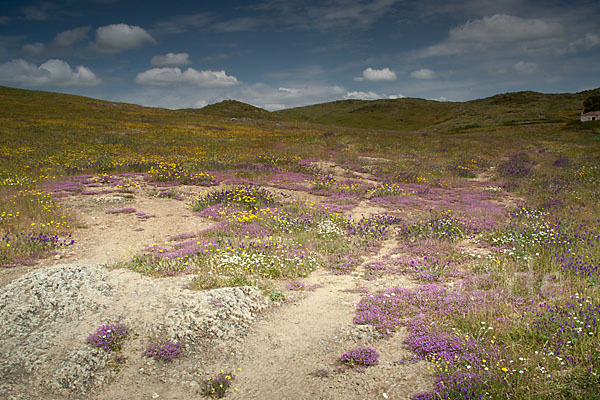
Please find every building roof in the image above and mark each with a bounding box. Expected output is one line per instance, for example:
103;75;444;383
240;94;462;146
581;110;600;116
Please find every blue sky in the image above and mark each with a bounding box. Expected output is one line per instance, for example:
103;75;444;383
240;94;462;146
0;0;598;110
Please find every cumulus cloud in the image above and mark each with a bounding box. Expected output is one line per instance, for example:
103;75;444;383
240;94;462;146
135;67;239;87
410;68;435;79
354;67;397;81
93;24;156;54
343;91;404;100
51;26;90;48
513;61;539;75
0;59;100;86
150;52;191;67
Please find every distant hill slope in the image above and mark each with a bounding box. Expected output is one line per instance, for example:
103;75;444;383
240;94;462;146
270;89;600;132
192;100;270;119
272;98;457;131
2;85;599;133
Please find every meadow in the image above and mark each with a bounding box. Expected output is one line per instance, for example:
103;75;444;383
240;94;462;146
1;85;599;399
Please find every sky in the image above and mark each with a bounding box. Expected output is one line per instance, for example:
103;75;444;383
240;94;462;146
0;0;598;111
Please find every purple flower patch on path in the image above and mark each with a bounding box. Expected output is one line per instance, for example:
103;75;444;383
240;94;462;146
105;207;136;214
143;340;183;360
340;346;379;368
86;323;130;352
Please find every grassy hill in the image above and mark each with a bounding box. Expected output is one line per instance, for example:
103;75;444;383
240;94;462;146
191;99;271;119
2;84;598;134
269;89;600;132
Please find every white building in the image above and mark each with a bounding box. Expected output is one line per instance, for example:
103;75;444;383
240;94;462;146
581;110;600;122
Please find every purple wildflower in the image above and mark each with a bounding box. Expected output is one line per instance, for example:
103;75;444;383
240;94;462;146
86;323;130;352
340;346;379;368
143;340;184;360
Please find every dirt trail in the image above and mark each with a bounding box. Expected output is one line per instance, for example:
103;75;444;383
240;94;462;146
1;162;444;399
228;236;431;400
55;191;211;266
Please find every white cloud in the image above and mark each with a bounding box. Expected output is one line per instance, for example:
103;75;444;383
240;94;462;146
256;85;346;104
93;24;156;54
450;14;563;43
263;103;286;110
242;84;347;109
114;82;404;111
22;42;45;57
513;61;538;75
0;59;100;86
278;87;302;94
411;68;435;79
194;99;208;108
344;90;382;100
343;91;404;100
354;67;397;81
150;52;191;67
51;26;90;48
235;84;346;110
417;14;565;57
135;67;239;87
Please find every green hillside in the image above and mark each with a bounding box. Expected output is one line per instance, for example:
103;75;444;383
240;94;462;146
270;89;600;132
2;84;599;134
192;99;271;119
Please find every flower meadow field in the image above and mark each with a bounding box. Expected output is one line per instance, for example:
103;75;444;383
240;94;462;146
1;86;600;399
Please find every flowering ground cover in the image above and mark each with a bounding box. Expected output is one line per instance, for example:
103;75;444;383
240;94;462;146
1;87;600;399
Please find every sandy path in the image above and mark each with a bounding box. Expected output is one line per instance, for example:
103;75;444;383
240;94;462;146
228;236;432;400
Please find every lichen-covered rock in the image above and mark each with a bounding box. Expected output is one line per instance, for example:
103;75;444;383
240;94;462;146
0;264;269;399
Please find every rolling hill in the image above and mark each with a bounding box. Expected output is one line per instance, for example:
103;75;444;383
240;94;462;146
1;85;599;133
268;89;600;132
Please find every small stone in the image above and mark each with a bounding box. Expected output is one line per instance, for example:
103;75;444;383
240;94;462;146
383;393;388;399
152;393;160;399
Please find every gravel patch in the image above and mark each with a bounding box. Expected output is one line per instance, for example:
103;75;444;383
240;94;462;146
0;264;269;399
